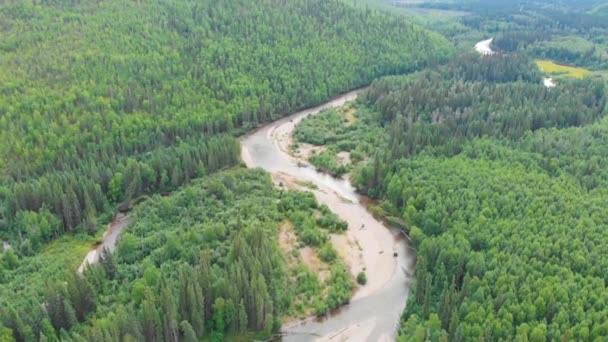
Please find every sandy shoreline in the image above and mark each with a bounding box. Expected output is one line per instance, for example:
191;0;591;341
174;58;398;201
269;102;399;300
78;213;131;273
241;88;414;341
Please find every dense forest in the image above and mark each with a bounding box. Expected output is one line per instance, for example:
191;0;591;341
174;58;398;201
293;53;608;340
0;0;454;340
294;53;606;184
594;4;608;16
1;169;355;340
3;0;608;340
398;0;608;71
0;0;451;250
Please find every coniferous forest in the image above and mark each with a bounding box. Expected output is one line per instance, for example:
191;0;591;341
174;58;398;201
0;0;450;340
0;0;451;244
359;56;608;341
2;0;608;341
294;52;608;340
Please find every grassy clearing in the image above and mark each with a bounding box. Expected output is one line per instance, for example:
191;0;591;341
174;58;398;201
40;235;98;269
0;235;96;309
536;60;592;79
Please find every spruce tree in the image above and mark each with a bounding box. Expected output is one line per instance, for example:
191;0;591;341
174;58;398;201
160;286;178;342
179;321;197;342
140;290;161;342
423;272;432;320
415;257;427;305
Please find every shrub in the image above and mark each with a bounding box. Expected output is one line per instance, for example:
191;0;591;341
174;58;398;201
356;271;367;285
319;243;337;263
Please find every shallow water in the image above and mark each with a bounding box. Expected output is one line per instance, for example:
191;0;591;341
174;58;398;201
241;90;415;341
475;38;495;55
78;213;131;273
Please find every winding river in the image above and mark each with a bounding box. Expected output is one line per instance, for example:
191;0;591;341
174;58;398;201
475;38;556;88
74;35;562;339
79;90;414;340
241;91;415;342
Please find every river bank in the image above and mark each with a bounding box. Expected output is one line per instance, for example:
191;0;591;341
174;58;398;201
241;90;414;341
475;38;557;88
77;213;131;273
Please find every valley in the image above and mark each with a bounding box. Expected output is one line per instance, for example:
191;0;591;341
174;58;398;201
1;0;608;341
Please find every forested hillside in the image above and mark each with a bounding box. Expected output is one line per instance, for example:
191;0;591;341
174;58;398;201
1;169;355;340
293;54;608;340
0;0;451;249
593;3;608;16
365;60;608;341
394;0;608;73
0;1;454;340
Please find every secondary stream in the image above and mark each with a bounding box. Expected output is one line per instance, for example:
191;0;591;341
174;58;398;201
241;90;415;342
475;38;556;88
78;213;131;273
78;89;414;340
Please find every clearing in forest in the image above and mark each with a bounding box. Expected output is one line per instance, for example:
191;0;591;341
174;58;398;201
536;60;591;79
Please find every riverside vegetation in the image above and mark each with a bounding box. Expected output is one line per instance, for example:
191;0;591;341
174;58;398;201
0;0;452;340
4;0;608;341
3;169;354;341
293;53;608;341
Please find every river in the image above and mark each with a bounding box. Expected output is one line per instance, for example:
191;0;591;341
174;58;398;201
78;213;131;273
241;90;415;342
74;34;557;339
474;38;495;55
475;38;556;88
77;89;414;339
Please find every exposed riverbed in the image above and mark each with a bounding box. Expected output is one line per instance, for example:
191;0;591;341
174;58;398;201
474;38;495;55
241;90;415;341
78;213;131;273
78;88;414;341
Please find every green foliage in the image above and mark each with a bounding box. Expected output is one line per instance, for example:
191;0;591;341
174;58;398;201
0;0;452;244
0;235;96;332
1;168;354;340
319;243;338;264
316;206;349;232
391;152;608;340
10;209;61;255
309;150;349;177
294;109;351;146
325;264;355;312
279;192;348;247
308;51;608;340
356;54;605;196
294;105;385;173
356;271;367;285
